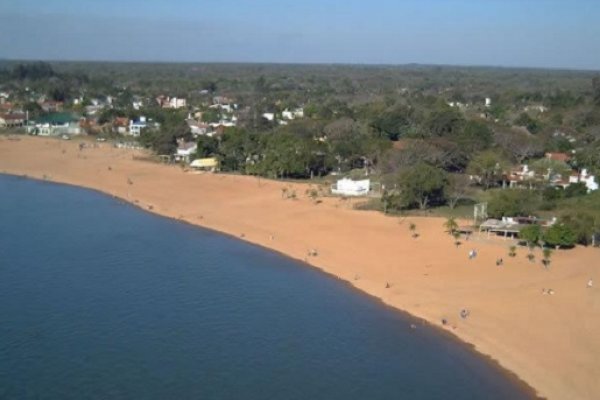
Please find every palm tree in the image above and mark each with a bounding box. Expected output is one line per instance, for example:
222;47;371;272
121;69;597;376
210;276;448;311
542;248;552;268
444;217;459;235
453;231;462;247
409;223;418;239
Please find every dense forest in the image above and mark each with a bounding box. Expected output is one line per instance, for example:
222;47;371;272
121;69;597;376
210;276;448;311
1;61;600;246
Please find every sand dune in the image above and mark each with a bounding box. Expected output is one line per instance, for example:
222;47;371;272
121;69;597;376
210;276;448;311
1;136;599;399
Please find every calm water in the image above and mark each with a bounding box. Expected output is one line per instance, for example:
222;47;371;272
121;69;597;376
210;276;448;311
0;175;532;400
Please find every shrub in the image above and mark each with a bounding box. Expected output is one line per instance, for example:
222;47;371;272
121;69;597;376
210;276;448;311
564;182;588;198
544;223;577;248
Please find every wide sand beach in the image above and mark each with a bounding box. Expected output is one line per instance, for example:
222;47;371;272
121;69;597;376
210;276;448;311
1;136;599;399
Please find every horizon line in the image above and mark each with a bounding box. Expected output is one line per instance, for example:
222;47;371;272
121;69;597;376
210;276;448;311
1;57;599;74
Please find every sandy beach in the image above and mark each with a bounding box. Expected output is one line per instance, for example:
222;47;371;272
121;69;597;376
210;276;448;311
1;136;599;400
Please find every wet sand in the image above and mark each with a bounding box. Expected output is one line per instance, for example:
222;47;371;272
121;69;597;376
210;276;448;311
1;136;599;399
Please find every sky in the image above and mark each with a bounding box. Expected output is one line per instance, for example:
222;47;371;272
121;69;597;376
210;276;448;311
1;0;600;70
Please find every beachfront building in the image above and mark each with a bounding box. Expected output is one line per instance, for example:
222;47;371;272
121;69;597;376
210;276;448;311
33;113;82;136
331;178;371;196
0;112;26;128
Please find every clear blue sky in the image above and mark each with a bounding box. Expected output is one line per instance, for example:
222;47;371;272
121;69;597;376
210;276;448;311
1;0;599;70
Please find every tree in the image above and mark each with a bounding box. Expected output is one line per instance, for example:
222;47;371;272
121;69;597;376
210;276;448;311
426;107;465;137
409;222;418;238
543;223;577;249
542;248;553;268
444;217;459;235
515;113;542;134
530;158;571;181
396;163;448;210
196;135;219;158
560;211;599;246
593;76;600;106
487;189;541;219
446;174;471;209
452;120;493;154
495;130;543;164
467;150;508;189
564;182;588;198
519;224;543;249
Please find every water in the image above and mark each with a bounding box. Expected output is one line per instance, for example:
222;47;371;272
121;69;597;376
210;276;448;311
0;175;533;399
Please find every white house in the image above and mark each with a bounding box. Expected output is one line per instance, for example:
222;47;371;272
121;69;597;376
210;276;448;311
282;108;304;120
129;117;147;137
262;113;275;121
174;141;198;163
331;178;371;196
168;97;187;109
570;169;599;192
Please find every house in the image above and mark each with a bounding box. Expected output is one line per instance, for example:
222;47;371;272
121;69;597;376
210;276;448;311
0;112;26;128
187;120;211;137
174;140;198;163
213;96;234;105
190;157;219;172
156;96;186;109
524;105;549;113
34;113;81;136
506;165;536;188
129;117;148;137
331;178;371;196
569;169;598;192
168;97;186;109
545;152;571;163
113;117;130;135
282;108;305;120
39;100;64;113
262;113;275;121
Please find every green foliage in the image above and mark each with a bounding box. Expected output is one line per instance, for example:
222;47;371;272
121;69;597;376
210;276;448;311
560;211;600;246
444;217;459;234
395;163;448;210
452;120;493;154
196;136;219;158
426;106;465;137
487;189;541;218
543;223;577;248
519;224;543;248
542;248;553;267
593;76;600;106
515;113;542;134
11;62;57;80
564;182;588;198
467;150;508;189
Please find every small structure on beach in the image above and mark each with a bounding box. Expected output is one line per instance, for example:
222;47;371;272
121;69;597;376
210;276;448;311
331;178;371;196
190;157;219;172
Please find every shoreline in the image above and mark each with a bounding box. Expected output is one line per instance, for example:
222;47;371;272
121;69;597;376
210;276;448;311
1;136;599;400
2;172;541;399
